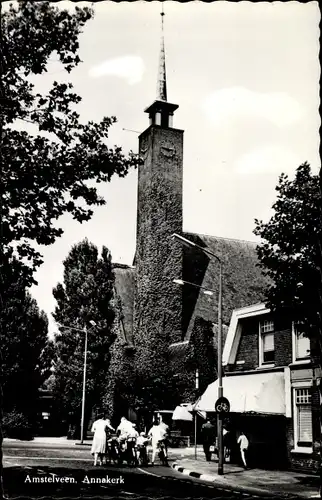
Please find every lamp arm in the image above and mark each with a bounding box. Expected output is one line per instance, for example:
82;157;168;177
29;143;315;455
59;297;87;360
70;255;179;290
195;244;221;264
181;237;221;264
173;278;216;294
172;233;221;263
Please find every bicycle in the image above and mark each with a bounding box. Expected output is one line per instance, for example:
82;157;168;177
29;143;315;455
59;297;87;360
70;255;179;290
157;439;168;466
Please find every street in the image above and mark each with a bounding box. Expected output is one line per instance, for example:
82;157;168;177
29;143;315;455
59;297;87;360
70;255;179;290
2;440;274;499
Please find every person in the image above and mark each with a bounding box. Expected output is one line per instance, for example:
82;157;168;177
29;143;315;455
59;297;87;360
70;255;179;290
124;423;139;464
116;417;133;439
237;431;249;469
116;417;136;458
137;431;149;447
67;412;76;440
200;418;216;461
137;432;149;465
91;413;114;466
148;418;167;466
158;415;169;435
158;415;169;456
127;422;139;439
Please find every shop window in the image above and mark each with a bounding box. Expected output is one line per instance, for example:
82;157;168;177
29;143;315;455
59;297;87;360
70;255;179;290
294;388;312;450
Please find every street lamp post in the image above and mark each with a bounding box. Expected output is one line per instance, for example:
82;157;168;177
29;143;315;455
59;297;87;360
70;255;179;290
217;262;223;475
194;368;199;460
57;320;97;445
80;325;88;445
173;278;215;462
172;233;224;475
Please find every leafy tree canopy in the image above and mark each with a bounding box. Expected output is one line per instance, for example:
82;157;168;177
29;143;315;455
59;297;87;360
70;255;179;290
0;257;52;418
254;163;322;347
1;0;140;286
52;239;116;427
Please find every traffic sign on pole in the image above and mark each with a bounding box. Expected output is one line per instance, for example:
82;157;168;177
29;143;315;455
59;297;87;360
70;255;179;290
215;397;230;413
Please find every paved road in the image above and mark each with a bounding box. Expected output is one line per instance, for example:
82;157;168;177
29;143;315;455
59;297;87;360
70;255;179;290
2;441;278;499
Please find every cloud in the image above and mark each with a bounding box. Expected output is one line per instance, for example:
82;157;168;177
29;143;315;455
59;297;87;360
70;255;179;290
89;56;145;85
234;145;299;175
203;87;303;128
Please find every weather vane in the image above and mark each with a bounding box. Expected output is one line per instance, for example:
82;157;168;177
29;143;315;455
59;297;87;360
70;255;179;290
161;2;165;29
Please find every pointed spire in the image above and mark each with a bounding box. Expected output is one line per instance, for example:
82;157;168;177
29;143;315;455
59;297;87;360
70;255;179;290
144;3;178;126
157;3;167;102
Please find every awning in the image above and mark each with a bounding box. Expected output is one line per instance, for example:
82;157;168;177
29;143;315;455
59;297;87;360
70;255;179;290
172;404;193;421
194;371;286;415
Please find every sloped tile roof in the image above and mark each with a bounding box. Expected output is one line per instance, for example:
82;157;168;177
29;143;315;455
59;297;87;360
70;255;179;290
114;234;268;347
182;232;268;340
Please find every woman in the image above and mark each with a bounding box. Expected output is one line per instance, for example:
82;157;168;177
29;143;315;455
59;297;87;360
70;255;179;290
91;413;114;466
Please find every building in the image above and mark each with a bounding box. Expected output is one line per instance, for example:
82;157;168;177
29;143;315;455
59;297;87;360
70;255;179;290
195;303;321;472
104;13;268;425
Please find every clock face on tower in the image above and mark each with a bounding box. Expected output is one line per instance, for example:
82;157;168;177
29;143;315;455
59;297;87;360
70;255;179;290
160;145;176;159
160;139;178;162
139;132;182;169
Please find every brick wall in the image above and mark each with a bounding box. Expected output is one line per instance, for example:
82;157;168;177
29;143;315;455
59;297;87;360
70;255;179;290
235;317;259;370
311;382;321;462
232;314;292;370
274;316;292;366
223;309;320;472
275;328;292;366
289;453;320;473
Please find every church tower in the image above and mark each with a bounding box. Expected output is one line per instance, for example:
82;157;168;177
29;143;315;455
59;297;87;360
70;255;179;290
133;9;184;394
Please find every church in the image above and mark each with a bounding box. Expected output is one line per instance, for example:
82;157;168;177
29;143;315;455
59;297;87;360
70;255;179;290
104;14;267;425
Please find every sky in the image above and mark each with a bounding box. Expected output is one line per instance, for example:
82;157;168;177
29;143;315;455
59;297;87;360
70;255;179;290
16;0;320;335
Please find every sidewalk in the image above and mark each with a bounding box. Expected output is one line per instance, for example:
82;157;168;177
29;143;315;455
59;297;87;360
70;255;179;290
3;438;320;498
4;436;93;447
168;447;320;499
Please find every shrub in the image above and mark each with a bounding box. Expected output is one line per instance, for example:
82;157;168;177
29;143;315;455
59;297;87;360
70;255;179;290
2;410;34;440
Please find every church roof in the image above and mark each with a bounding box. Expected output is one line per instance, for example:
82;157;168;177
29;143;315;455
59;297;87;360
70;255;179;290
114;234;268;346
181;232;268;340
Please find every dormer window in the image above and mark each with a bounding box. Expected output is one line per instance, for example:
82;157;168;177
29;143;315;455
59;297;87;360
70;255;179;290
259;320;275;366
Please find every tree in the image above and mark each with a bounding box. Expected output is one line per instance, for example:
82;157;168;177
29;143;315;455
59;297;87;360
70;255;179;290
52;239;116;434
319;165;322;347
1;1;140;287
0;0;139;490
254;163;322;348
255;162;322;493
0;258;52;427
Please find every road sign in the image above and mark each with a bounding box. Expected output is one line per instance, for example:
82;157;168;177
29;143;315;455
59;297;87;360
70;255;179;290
215;397;230;413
